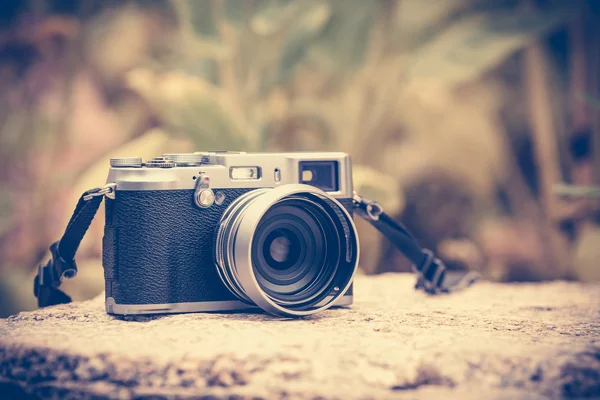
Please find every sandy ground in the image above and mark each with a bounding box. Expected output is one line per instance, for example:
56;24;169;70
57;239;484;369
0;273;599;399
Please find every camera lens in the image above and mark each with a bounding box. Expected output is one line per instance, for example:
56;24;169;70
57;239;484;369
252;199;333;302
215;185;358;317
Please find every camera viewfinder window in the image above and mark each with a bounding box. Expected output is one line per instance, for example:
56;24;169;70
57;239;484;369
298;161;339;192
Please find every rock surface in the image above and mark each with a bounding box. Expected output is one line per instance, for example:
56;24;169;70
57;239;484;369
0;274;599;399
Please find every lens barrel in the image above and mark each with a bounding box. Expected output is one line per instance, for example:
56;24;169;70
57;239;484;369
215;184;359;317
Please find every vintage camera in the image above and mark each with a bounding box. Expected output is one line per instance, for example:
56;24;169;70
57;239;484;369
103;152;359;317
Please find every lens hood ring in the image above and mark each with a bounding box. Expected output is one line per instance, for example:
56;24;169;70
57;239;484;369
230;184;359;317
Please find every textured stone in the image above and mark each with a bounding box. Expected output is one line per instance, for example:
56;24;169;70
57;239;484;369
0;274;599;399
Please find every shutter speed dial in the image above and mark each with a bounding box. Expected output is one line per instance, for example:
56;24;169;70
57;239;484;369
113;153;208;168
163;153;206;166
110;157;143;168
145;157;175;168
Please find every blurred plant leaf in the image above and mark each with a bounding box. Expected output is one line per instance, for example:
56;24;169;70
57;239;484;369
171;0;231;62
394;0;470;52
127;69;254;150
306;0;379;75
168;0;232;88
180;0;218;38
225;0;270;27
272;0;332;85
251;0;309;36
180;35;232;61
296;0;331;32
405;3;579;87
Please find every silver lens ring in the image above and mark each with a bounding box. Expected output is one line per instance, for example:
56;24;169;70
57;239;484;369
215;184;359;317
215;189;269;303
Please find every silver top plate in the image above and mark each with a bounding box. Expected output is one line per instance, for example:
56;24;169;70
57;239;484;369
106;152;354;198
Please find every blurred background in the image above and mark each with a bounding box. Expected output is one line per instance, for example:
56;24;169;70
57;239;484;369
0;0;599;317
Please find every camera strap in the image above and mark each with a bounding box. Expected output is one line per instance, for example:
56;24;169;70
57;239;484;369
34;185;115;307
352;193;480;294
34;186;478;308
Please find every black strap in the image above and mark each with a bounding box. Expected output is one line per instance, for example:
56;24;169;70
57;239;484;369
34;187;477;308
353;194;480;294
34;188;106;307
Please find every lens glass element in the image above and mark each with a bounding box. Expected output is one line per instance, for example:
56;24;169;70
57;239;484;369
265;229;298;265
251;199;333;301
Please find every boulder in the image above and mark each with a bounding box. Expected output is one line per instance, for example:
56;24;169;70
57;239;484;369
1;274;598;399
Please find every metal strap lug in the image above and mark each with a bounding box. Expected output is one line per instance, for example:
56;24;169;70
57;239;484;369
83;183;116;201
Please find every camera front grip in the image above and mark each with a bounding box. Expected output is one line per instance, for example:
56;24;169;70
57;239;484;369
352;193;480;294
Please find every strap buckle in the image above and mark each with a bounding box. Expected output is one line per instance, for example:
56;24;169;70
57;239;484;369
353;192;383;221
413;249;447;294
34;242;77;306
83;183;116;201
34;242;78;292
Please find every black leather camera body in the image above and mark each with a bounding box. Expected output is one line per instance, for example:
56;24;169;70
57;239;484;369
102;152;359;317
